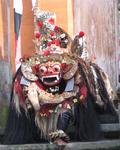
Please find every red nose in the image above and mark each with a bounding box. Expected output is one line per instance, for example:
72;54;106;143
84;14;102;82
47;68;54;74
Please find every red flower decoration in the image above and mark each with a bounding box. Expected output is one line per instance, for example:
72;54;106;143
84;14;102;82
54;39;60;46
54;26;59;31
50;31;55;36
52;39;55;44
61;63;67;70
43;50;50;56
37;20;43;28
79;31;85;37
47;42;52;46
48;18;55;24
35;32;40;38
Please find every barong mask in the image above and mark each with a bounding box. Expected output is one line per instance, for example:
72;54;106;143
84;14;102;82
21;10;78;87
21;53;78;86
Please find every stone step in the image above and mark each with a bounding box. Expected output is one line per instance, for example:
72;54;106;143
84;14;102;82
0;123;120;136
101;123;120;132
0;123;120;144
0;139;120;150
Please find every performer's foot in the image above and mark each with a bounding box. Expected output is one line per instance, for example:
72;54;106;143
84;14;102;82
53;138;67;145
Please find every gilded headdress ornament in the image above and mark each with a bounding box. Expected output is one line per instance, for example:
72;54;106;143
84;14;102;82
33;10;72;55
71;31;88;58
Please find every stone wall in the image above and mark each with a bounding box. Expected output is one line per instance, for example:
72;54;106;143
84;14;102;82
0;60;12;128
74;0;118;89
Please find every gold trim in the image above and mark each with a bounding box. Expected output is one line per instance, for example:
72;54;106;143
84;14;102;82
28;82;79;104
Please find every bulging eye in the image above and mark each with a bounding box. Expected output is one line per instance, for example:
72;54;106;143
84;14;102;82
39;66;47;74
53;64;61;72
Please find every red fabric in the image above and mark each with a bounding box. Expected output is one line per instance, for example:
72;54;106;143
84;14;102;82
80;85;87;97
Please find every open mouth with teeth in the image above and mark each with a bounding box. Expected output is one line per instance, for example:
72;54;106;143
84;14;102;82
41;74;61;86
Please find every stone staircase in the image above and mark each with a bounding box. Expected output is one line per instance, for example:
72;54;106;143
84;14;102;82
0;140;120;150
0;100;120;149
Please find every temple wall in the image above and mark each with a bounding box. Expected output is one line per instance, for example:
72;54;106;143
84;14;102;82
74;0;118;89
